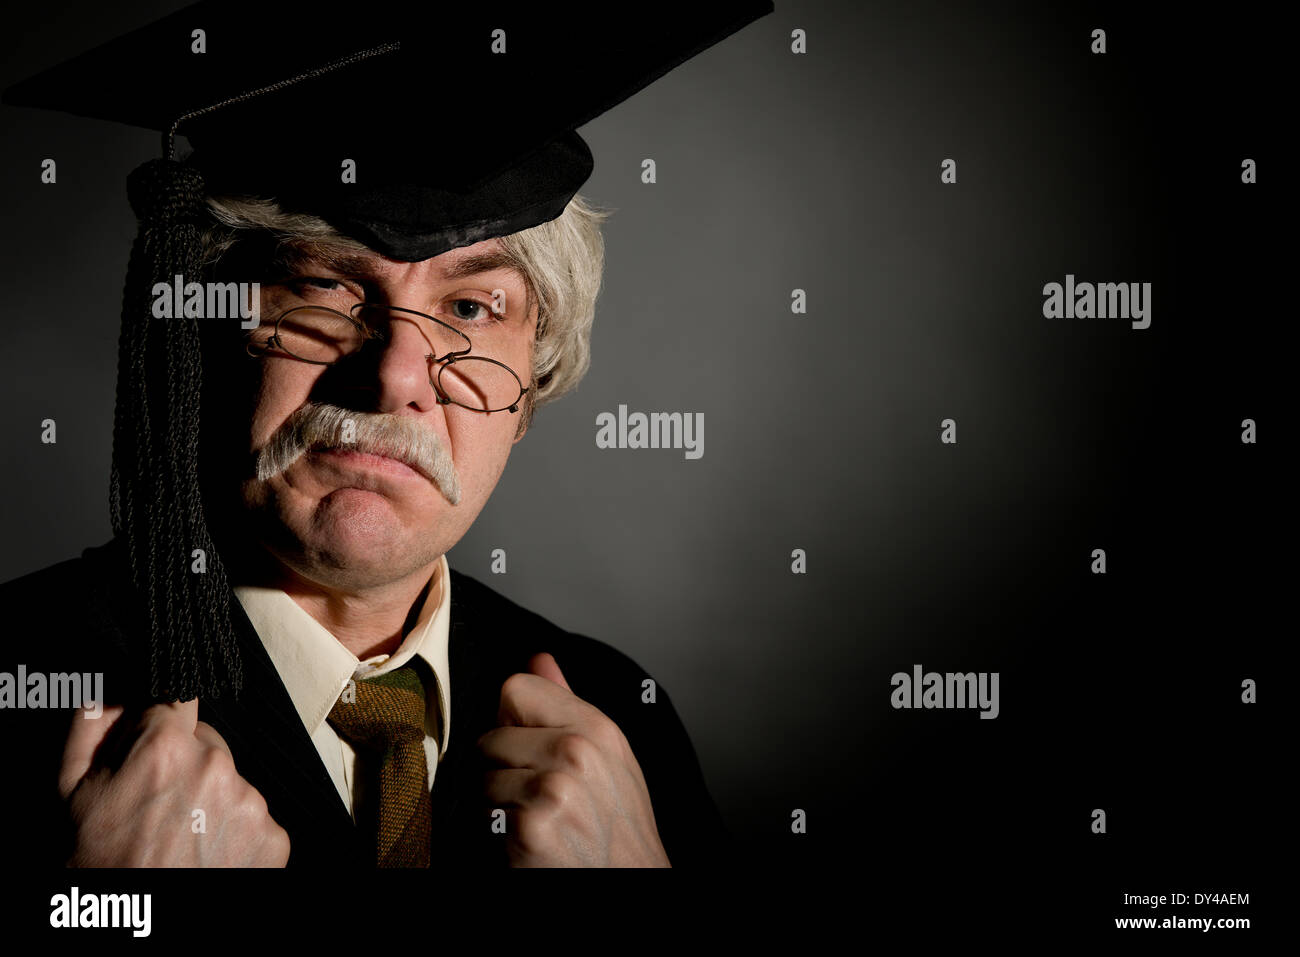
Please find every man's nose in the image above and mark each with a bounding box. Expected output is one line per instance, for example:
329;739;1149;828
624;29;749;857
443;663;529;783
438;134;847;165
368;318;441;414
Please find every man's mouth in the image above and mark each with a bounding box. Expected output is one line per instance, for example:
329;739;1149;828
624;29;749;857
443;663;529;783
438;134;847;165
310;445;433;485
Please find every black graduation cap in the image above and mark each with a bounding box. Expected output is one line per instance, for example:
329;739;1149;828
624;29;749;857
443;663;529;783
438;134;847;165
5;0;774;260
2;0;772;702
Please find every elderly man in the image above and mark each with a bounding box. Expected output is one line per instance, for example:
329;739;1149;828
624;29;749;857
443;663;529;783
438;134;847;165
0;1;772;867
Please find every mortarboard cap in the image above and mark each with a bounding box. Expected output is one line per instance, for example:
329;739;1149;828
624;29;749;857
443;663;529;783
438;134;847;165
4;0;774;260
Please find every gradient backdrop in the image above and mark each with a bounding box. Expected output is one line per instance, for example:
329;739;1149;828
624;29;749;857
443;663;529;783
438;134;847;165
0;0;1279;926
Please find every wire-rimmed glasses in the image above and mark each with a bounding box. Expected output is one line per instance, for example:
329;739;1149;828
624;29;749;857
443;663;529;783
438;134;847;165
246;302;530;414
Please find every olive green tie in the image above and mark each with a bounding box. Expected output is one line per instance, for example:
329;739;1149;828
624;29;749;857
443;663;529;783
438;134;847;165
327;665;432;867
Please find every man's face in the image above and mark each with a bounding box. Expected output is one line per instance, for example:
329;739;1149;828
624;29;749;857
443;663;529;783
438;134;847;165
224;237;537;591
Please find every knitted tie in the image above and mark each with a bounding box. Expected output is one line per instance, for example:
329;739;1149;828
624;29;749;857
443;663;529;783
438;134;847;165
327;666;432;867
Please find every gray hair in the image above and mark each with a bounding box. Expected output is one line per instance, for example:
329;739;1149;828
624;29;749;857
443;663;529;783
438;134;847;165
199;191;611;435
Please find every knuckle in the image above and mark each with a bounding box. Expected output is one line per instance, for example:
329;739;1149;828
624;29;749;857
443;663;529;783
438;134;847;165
144;724;190;755
551;732;595;773
500;672;531;701
137;742;183;793
245;786;272;820
200;744;236;779
513;807;556;850
195;721;230;746
225;777;269;822
586;716;625;754
532;770;576;807
268;826;291;863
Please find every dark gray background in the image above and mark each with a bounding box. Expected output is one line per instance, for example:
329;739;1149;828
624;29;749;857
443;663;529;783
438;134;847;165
0;0;1279;913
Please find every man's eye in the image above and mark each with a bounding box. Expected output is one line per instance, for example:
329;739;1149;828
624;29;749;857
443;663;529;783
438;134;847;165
295;277;347;293
282;276;360;301
445;299;497;322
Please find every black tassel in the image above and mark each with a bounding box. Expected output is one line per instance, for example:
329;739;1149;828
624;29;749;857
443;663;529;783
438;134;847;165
110;158;243;701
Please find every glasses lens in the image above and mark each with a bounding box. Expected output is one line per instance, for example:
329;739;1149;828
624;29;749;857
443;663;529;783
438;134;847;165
437;357;524;412
258;307;365;363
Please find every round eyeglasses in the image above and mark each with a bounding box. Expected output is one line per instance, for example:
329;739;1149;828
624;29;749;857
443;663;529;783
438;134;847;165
246;303;530;414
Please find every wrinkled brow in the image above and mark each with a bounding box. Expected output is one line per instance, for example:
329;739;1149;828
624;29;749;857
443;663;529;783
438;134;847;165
275;241;526;285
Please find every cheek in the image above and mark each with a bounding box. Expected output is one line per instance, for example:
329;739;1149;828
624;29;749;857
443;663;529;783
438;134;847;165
447;410;519;493
247;362;322;452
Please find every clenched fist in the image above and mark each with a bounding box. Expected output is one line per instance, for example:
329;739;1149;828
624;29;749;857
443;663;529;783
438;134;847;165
58;698;290;867
478;653;670;867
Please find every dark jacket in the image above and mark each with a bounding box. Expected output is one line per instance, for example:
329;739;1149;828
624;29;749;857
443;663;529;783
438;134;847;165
0;540;729;867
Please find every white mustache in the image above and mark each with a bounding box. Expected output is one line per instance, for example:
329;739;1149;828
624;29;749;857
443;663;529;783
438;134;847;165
255;402;462;505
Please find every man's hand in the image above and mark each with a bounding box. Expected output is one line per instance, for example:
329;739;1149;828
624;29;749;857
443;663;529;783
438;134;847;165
478;653;670;867
58;698;291;867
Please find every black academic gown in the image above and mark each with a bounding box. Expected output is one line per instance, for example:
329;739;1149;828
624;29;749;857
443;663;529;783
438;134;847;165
0;540;730;868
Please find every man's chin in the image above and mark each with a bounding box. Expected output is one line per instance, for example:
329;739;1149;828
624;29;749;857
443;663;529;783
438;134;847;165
309;486;430;542
284;521;437;589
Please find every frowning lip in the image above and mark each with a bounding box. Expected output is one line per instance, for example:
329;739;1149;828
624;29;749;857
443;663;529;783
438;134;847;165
309;446;434;485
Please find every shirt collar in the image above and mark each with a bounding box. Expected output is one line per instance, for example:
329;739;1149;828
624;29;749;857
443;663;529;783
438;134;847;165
232;553;452;758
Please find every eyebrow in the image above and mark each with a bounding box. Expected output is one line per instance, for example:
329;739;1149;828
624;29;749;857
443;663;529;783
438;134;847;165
277;242;525;285
442;250;525;282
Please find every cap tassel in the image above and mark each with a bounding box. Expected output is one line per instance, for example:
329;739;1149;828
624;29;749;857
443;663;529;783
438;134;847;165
110;158;243;701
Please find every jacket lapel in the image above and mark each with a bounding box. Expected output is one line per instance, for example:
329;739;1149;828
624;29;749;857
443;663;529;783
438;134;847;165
427;570;512;866
199;597;368;868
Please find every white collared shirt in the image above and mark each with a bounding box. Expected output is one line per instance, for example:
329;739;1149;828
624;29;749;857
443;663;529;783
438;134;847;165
233;555;451;820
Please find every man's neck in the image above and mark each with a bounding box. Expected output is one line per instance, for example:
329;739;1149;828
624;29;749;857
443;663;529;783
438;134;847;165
282;566;439;661
231;543;441;660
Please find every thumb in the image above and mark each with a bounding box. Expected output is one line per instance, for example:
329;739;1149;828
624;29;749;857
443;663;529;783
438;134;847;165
58;703;127;801
526;652;571;692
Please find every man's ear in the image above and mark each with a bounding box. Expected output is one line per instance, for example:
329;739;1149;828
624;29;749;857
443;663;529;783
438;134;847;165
512;382;537;444
512;407;532;444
